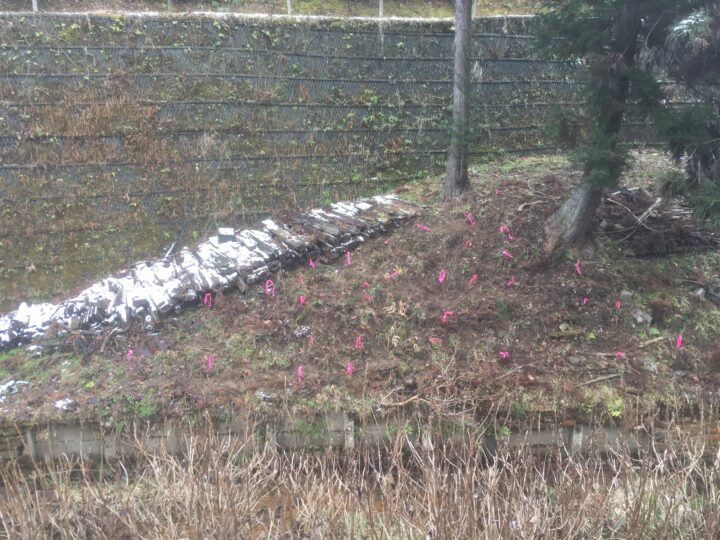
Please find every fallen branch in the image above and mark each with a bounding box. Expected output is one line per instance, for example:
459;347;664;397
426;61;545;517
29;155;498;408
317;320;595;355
575;373;621;387
638;336;665;349
379;394;419;408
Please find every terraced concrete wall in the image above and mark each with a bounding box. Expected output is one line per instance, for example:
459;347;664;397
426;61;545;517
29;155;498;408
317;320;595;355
0;14;650;309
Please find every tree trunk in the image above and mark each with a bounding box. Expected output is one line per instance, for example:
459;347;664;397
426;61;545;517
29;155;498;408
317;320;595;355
443;0;472;200
544;2;642;254
544;180;604;254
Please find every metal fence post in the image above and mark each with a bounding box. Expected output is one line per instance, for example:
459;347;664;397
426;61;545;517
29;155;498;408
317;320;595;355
32;0;38;12
472;0;477;18
287;0;292;15
167;0;173;10
379;0;384;18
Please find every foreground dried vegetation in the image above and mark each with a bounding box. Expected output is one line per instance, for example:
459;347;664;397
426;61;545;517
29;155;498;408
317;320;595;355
2;418;719;539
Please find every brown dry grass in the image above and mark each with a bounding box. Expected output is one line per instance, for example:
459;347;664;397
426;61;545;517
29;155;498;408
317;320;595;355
1;417;719;539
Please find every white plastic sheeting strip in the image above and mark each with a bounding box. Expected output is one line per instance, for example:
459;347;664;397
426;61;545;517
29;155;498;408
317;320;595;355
0;195;417;349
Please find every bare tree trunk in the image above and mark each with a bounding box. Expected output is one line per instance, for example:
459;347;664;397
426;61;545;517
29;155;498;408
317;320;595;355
443;0;472;200
544;3;642;254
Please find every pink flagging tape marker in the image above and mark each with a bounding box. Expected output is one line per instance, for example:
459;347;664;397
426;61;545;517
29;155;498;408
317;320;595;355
441;310;455;323
582;297;590;305
499;225;514;241
676;334;683;349
438;269;446;284
495;188;502;195
502;249;513;259
466;212;476;225
346;251;352;265
499;351;510;359
243;357;249;363
203;292;213;308
428;336;442;346
468;274;478;287
363;292;373;302
384;239;390;245
506;276;516;287
346;362;353;377
464;239;472;248
416;223;431;232
575;259;582;276
355;336;363;349
127;349;134;362
309;258;316;269
297;365;304;384
362;281;370;288
299;295;306;306
308;335;316;347
615;300;622;310
615;351;625;359
265;279;275;297
207;354;215;371
385;270;401;280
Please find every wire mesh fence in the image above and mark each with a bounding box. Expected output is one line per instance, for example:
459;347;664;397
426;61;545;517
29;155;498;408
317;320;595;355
0;13;658;308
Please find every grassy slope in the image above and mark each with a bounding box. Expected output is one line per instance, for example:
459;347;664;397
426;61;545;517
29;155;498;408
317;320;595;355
1;151;719;427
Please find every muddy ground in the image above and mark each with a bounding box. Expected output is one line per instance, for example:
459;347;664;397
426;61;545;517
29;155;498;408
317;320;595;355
1;152;719;427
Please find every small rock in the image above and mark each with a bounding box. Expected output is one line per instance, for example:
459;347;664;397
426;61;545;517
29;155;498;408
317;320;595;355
218;227;236;243
692;287;706;299
632;309;653;325
292;325;312;338
642;359;658;374
568;356;583;366
54;398;75;412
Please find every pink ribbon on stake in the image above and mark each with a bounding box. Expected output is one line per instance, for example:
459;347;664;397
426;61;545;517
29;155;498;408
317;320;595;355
615;299;622;310
495;188;502;195
308;335;316;347
362;281;370;288
309;259;316;269
468;274;478;287
506;276;516;287
466;212;476;225
499;351;510;359
297;365;304;384
346;362;353;377
299;295;306;306
676;334;683;349
438;269;446;284
363;292;373;302
575;259;582;276
355;336;363;349
615;351;625;359
126;349;134;362
582;297;590;305
499;224;513;241
385;270;400;280
464;239;472;248
502;249;513;259
203;292;213;308
441;310;455;323
345;251;352;265
265;279;275;297
428;336;442;346
416;223;431;232
207;354;215;371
